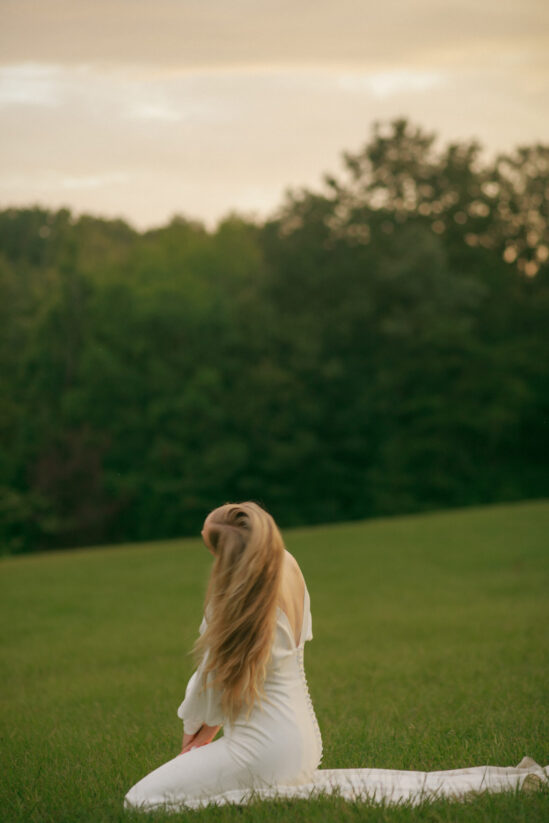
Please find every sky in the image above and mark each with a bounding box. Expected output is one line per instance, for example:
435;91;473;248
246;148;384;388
1;0;548;231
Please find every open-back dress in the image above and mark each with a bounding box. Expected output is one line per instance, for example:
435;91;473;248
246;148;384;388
124;583;548;810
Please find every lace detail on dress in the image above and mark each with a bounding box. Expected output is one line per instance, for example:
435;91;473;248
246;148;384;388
297;645;323;767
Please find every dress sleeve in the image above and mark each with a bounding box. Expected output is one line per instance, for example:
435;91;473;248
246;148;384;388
176;615;225;734
304;588;313;642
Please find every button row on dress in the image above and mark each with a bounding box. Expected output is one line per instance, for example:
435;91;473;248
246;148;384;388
297;647;324;766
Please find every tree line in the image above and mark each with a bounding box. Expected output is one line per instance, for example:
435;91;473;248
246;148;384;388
1;118;548;553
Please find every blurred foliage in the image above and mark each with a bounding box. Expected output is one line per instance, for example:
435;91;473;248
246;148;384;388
1;118;548;553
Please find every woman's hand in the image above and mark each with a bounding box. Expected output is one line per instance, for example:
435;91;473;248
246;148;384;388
180;723;222;754
181;730;198;753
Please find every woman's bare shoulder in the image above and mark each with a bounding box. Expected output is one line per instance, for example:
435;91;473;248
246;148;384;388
280;550;306;601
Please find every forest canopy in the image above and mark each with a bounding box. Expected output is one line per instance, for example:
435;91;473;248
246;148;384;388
1;118;548;553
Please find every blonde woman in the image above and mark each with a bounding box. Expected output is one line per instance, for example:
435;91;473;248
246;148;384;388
124;501;548;810
124;501;323;810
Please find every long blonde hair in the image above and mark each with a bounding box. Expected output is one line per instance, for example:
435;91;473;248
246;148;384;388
192;501;285;725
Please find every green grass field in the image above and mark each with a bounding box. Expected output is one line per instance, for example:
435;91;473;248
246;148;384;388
1;499;548;822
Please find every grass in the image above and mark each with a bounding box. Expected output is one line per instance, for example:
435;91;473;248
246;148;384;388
1;498;548;822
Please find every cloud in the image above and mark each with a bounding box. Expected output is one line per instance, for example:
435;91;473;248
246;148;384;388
60;172;131;190
1;169;132;192
337;70;447;98
0;63;65;108
124;102;185;123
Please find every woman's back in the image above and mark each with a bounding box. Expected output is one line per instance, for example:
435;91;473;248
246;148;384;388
224;564;322;786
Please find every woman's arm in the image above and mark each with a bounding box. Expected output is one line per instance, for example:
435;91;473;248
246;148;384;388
177;615;225;737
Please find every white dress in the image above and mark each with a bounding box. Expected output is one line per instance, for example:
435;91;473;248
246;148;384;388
124;584;548;811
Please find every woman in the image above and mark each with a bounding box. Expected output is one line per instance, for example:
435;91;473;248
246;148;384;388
125;501;323;810
125;502;547;810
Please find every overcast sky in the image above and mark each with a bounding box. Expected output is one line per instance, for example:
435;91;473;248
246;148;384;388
1;0;548;230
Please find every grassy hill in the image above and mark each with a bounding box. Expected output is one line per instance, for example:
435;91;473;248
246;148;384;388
1;499;548;822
